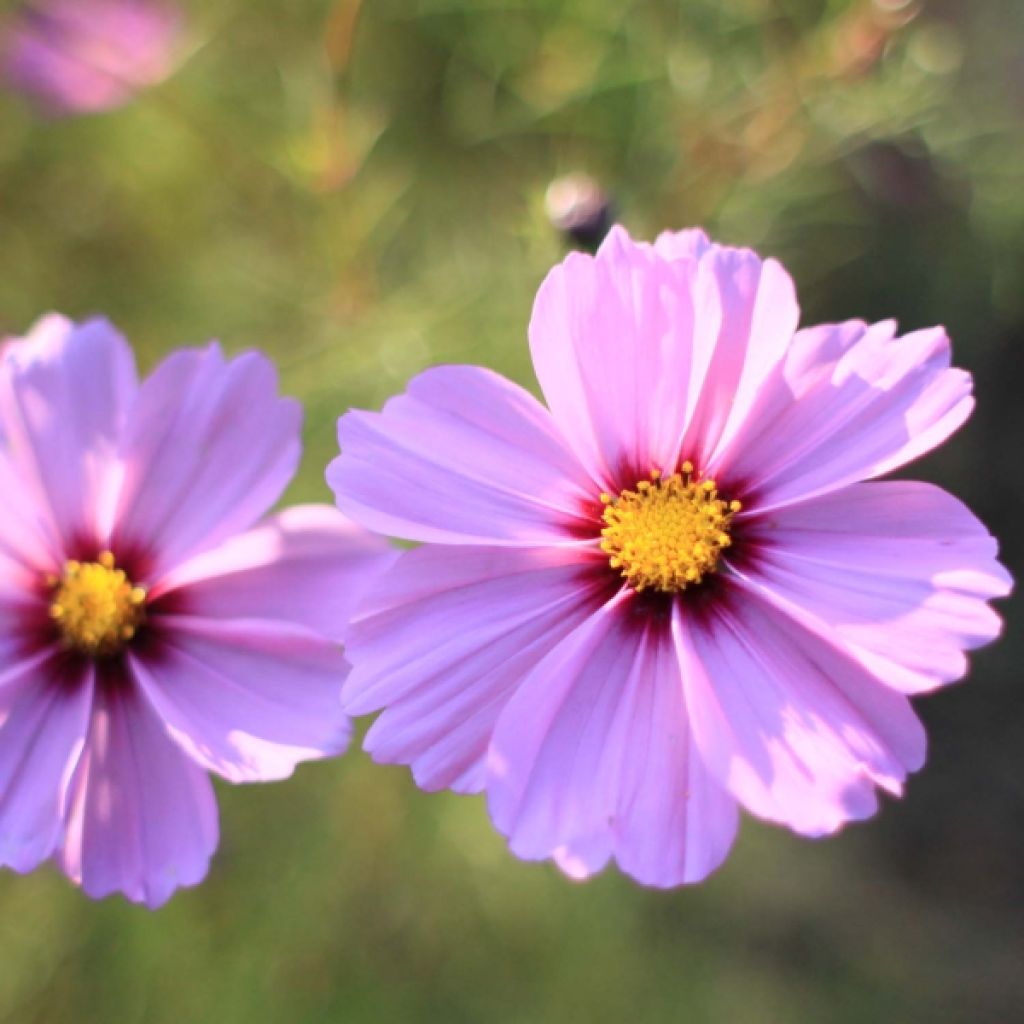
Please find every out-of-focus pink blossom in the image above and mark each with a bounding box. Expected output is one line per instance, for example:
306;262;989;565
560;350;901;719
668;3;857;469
3;1;183;116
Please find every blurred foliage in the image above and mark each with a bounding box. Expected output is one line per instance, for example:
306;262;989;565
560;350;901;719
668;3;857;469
0;1;1022;1022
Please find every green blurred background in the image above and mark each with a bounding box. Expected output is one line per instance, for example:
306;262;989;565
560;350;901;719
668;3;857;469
1;1;1022;1021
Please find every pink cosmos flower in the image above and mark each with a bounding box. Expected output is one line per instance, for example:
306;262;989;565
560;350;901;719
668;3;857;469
328;226;1012;888
2;1;182;116
0;314;395;907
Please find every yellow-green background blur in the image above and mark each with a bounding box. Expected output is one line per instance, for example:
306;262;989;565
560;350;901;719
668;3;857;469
1;1;1022;1021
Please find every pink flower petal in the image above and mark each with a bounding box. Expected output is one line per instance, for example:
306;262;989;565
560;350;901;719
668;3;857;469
609;632;739;887
132;617;350;783
0;656;92;873
742;481;1012;693
58;680;218;909
0;315;137;550
111;345;301;578
345;545;605;793
528;226;710;487
714;320;974;507
330;365;594;546
0;449;63;575
487;600;738;886
0;592;44;667
151;505;398;644
676;586;926;837
652;227;714;260
551;834;613;881
528;226;799;487
678;243;800;466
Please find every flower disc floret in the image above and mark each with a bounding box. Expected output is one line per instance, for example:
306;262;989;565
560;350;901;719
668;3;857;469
600;463;741;593
49;551;146;657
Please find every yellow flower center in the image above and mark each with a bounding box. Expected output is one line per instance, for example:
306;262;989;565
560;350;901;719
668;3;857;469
600;463;741;593
49;551;147;657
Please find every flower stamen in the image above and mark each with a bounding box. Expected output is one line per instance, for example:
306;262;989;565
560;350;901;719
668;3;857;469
600;462;741;593
49;551;146;657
